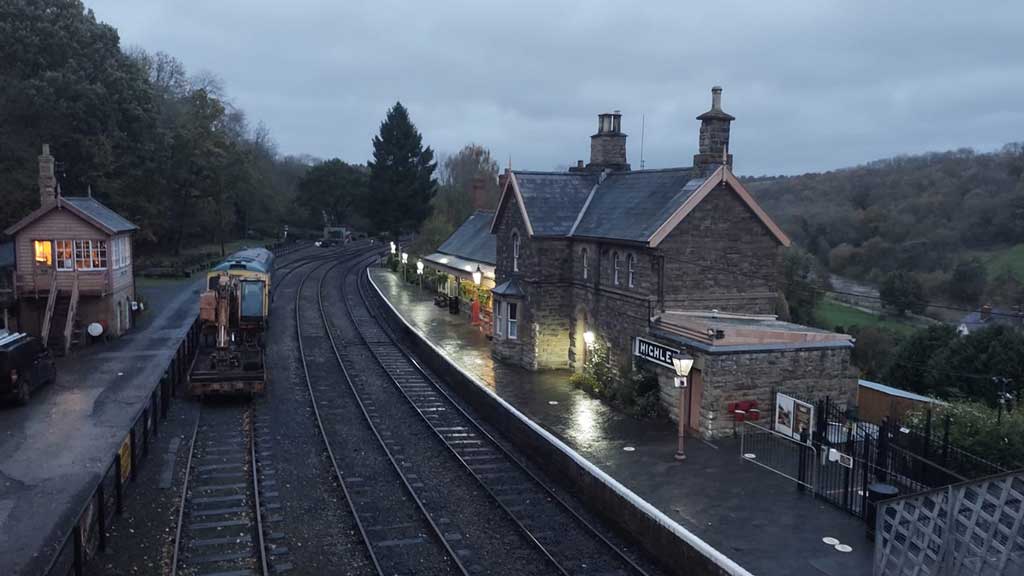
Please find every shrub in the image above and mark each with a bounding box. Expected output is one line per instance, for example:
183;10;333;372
569;345;663;419
906;401;1024;470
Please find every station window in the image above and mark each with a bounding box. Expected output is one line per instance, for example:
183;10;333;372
56;240;74;270
495;301;503;337
627;254;636;288
512;231;520;272
612;252;621;285
33;240;52;266
507;302;518;340
581;248;589;280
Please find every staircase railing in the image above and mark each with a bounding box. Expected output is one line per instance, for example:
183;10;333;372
40;267;58;347
63;272;80;355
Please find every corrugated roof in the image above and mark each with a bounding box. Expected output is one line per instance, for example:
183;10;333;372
514;172;598;236
437;210;496;265
858;379;945;405
572;168;702;241
61;197;137;233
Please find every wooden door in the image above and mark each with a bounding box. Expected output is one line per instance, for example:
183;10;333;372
688;368;703;435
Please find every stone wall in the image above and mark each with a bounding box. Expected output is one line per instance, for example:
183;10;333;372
656;182;780;314
588;133;628;170
694;347;857;439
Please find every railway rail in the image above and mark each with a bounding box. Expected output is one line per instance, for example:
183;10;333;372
303;253;659;576
170;404;269;576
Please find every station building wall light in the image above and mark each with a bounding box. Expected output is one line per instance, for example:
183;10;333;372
582;330;595;348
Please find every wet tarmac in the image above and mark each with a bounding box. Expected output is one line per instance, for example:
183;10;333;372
0;276;202;576
371;268;874;576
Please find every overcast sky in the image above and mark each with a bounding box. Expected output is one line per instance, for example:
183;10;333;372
88;1;1023;176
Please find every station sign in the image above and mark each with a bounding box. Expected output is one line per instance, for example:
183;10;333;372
633;337;679;369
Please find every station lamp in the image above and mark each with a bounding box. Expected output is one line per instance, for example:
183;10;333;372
416;260;424;275
390;241;396;255
582;330;595;348
401;252;408;265
672;354;695;461
472;265;483;286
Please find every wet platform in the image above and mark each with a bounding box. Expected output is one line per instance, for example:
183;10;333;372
370;268;873;576
0;277;201;575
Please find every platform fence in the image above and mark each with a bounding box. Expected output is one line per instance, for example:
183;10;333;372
39;316;199;576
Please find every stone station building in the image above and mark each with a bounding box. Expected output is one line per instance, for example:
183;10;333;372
487;87;856;439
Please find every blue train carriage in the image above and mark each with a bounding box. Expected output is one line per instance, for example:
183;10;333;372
189;247;274;397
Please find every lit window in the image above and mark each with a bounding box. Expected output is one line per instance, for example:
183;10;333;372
581;248;589;280
74;240;107;270
33;240;53;266
627;254;636;288
512;231;520;272
56;240;74;270
613;252;621;285
507;302;518;340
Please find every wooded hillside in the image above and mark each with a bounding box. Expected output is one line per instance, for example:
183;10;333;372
748;145;1024;306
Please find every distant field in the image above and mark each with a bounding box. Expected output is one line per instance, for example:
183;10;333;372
814;298;922;335
979;243;1024;281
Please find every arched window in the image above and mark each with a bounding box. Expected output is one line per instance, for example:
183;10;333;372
512;231;520;272
581;247;589;279
612;252;621;285
627;254;636;288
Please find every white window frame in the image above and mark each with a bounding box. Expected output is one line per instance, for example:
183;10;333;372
627;253;636;288
55;240;74;271
512;231;520;272
507;302;518;340
613;252;621;285
582;248;589;280
74;240;107;271
112;236;131;269
494;300;503;338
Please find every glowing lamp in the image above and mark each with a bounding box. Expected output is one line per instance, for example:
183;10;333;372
472;265;482;286
401;252;408;265
582;331;595;348
416;260;424;275
390;241;396;255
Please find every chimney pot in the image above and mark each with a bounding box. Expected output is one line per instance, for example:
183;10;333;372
577;160;584;168
588;112;629;171
711;86;723;110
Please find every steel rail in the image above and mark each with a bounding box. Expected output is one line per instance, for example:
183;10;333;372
291;253;385;576
307;253;472;576
169;410;201;576
249;406;270;576
270;241;369;301
352;258;653;576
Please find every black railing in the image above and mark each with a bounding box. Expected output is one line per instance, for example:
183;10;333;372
39;318;199;576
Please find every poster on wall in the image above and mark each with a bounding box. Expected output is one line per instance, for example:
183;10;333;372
774;392;814;443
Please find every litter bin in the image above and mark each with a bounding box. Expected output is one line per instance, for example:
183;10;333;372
866;482;899;541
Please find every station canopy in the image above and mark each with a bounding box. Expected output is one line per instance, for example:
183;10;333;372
423;210;496;281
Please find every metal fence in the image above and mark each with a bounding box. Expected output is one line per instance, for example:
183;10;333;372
874;468;1024;576
39;318;199;576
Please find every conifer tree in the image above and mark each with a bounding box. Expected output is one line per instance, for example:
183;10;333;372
367;102;437;238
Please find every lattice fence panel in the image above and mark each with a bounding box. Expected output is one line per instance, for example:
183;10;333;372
875;471;1024;576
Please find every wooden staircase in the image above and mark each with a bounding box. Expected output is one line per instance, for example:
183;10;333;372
42;272;80;356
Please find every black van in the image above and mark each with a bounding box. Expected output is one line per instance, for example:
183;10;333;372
0;333;57;405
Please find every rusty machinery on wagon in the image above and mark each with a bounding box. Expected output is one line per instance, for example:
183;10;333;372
189;248;273;397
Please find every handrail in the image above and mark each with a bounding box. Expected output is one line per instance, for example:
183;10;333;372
63;272;79;354
40;267;58;346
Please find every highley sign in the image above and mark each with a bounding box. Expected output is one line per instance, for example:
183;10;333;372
633;337;680;369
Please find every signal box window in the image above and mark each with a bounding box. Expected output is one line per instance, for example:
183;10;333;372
34;240;52;266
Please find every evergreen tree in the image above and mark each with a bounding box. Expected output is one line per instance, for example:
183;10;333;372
367;102;437;238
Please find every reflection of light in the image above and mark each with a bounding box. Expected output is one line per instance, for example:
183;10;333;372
464;265;473;272
568;398;598;445
583;331;595;348
440;258;449;264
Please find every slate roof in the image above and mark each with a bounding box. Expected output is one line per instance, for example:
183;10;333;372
61;197;138;233
491;278;525;297
571;168;704;242
437;210;496;265
512;172;598;236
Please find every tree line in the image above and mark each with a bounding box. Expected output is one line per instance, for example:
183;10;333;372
1;0;486;259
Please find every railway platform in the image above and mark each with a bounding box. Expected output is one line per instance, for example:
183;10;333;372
0;277;201;576
370;267;873;576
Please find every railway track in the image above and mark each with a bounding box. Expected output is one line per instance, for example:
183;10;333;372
341;255;656;576
171;404;269;576
270;240;374;300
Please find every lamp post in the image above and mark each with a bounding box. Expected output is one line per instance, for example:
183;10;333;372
416;259;424;290
672;355;695;461
401;252;408;282
471;265;482;325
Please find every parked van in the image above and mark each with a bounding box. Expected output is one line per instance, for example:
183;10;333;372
0;332;56;405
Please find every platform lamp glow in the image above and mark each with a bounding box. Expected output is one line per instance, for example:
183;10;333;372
401;252;408;282
672;355;694;461
390;241;396;255
471;265;483;325
416;259;424;289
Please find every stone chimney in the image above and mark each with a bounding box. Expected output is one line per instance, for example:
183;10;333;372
498;169;510;195
693;86;735;172
470;176;486;209
39;144;57;208
586;111;630;172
